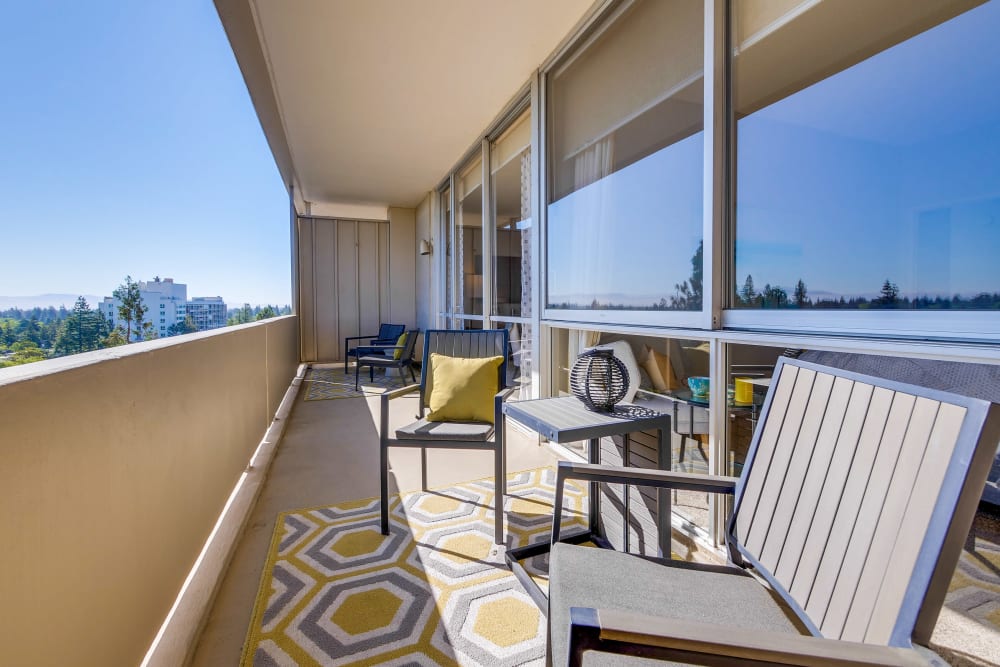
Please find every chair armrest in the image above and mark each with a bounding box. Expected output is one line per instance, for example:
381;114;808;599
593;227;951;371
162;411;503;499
551;462;736;543
495;386;518;402
357;345;403;355
381;383;420;401
379;383;422;442
556;461;737;494
567;607;943;667
344;334;380;344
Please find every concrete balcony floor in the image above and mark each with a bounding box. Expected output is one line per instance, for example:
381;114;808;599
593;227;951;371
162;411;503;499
189;375;1000;667
190;382;559;666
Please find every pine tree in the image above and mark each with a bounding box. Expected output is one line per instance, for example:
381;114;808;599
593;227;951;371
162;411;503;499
793;279;809;308
53;297;109;355
740;275;757;305
113;276;147;342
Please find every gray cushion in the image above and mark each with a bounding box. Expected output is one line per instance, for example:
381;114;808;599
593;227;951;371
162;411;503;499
548;543;805;666
394;418;494;442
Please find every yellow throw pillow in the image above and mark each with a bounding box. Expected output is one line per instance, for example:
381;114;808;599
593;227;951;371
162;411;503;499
393;332;408;360
426;353;504;423
641;346;681;393
651;347;681;391
641;346;668;392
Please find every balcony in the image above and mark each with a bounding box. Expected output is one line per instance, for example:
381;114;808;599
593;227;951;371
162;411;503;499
2;316;998;665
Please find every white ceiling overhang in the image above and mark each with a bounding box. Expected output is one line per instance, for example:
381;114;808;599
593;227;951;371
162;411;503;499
215;0;597;211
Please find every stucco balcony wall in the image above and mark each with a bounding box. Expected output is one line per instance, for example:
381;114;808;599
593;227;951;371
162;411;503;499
0;315;299;667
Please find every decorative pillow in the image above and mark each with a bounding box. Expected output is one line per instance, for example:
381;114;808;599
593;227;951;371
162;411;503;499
641;346;669;392
587;339;640;403
426;353;504;423
393;332;408;360
651;347;682;391
638;366;655;392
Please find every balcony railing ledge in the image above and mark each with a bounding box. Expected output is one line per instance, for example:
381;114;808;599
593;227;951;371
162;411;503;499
0;314;297;388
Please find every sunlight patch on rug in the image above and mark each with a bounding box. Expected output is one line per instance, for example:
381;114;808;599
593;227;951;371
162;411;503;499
242;468;588;666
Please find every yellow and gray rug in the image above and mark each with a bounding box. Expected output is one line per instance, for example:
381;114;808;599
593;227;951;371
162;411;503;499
304;366;411;401
242;468;588;666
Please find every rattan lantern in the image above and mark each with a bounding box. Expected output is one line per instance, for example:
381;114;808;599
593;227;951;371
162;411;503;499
570;348;628;411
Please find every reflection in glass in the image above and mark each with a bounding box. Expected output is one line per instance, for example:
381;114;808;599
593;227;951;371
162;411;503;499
440;188;452;316
734;0;1000;310
456;159;484;316
549;327;713;531
546;0;704;312
492;111;533;318
497;320;532;400
723;344;786;477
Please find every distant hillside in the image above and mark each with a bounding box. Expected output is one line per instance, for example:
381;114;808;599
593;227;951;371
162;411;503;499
0;294;102;310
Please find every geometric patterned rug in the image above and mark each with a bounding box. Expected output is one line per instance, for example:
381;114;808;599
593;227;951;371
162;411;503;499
303;366;411;401
241;468;589;666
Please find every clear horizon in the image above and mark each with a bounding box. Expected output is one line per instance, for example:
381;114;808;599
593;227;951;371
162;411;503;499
0;1;290;307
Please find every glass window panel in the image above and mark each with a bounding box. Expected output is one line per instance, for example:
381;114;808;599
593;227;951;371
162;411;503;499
497;320;533;400
440;187;452;316
734;0;1000;310
548;327;713;531
546;0;704;312
492;110;533;318
456;158;484;316
723;343;788;476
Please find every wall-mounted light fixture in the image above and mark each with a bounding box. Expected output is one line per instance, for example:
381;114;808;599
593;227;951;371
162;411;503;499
419;239;433;256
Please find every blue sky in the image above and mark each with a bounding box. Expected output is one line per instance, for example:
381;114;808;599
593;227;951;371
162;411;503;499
735;0;1000;301
547;0;1000;307
0;1;290;306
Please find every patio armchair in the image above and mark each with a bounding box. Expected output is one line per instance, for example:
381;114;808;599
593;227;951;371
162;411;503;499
378;329;511;544
344;323;406;373
354;329;419;390
547;357;1000;666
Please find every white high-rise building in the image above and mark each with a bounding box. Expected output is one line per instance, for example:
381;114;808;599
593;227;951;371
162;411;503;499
101;277;187;339
186;297;227;331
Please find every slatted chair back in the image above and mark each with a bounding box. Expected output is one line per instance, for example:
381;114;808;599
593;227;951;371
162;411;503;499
419;329;508;412
729;357;1000;648
398;328;420;361
376;323;406;344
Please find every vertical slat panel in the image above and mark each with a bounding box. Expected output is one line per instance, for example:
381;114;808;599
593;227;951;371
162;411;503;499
789;381;874;604
734;365;799;541
864;402;966;644
296;217;317;361
337;221;359;348
357;222;381;338
314;219;340;361
744;368;817;558
775;376;853;589
822;392;917;638
805;386;894;625
378;222;390;324
841;397;939;641
758;372;835;572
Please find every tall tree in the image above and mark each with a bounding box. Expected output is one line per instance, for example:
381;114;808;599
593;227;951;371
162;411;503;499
53;297;109;355
793;279;809;308
877;279;900;308
740;275;757;305
761;283;789;308
669;241;704;310
113;276;147;342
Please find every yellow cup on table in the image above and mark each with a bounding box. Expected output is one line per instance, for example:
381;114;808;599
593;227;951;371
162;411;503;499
734;377;754;404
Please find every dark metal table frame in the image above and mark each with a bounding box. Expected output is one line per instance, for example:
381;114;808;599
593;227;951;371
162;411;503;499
502;396;672;609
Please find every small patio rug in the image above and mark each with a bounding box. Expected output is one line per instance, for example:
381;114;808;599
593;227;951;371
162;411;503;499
303;366;410;401
242;468;589;666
